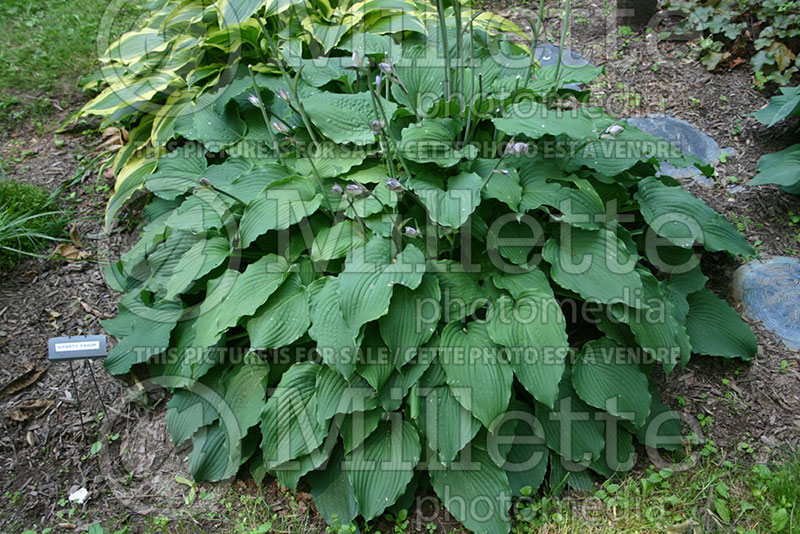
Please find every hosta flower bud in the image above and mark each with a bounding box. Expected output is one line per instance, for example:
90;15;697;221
331;183;343;195
248;94;261;107
378;61;393;74
385;178;404;191
345;183;369;197
198;178;212;187
351;51;362;69
272;121;289;134
277;90;290;102
375;74;382;93
404;226;422;238
606;124;625;136
505;141;529;156
370;119;385;135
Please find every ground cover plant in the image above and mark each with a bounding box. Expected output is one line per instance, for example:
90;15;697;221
80;1;761;532
0;177;66;272
660;0;800;87
749;85;800;194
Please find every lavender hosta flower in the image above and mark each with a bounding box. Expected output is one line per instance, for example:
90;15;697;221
272;121;289;134
385;178;404;192
350;51;362;69
345;183;369;197
248;93;261;108
505;141;529;156
404;226;422;238
606;124;625;136
277;90;290;102
375;74;383;93
331;183;343;195
370;119;385;135
378;61;394;74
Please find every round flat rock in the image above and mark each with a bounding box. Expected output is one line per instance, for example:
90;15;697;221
625;114;727;185
732;256;800;350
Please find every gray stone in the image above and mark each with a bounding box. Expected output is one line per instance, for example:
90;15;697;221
625;114;728;186
733;256;800;350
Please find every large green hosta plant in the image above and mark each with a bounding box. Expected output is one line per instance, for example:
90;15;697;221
91;3;758;533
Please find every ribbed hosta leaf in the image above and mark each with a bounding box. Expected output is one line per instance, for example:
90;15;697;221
487;291;568;408
310;220;365;262
346;421;421;520
536;380;605;464
247;274;311;350
574;338;651;427
543;226;644;308
338;236;426;331
307;444;360;525
684;289;758;360
240;176;323;247
636;177;753;257
400;118;478;167
304;92;398;145
417;385;480;465
430;448;512;534
189;421;238;482
261;362;327;468
314;365;378;424
407;171;482;228
493;102;598;140
165;236;231;300
379;274;441;367
145;144;207;200
308;277;360;379
502;404;548;497
439;321;512;430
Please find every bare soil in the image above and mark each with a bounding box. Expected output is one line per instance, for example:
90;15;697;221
1;2;798;533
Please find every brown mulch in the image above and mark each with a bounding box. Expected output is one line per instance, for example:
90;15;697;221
1;1;799;532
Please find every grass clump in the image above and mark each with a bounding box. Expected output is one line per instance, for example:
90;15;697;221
0;178;65;273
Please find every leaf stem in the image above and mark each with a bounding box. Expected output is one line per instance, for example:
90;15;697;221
247;66;284;165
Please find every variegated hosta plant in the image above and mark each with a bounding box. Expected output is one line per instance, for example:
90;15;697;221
91;2;758;533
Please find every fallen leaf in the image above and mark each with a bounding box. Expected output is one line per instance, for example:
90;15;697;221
52;243;90;261
8;399;53;422
69;224;82;245
667;519;700;534
0;362;45;397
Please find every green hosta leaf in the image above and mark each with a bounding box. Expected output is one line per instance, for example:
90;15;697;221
261;362;326;468
165;236;231;300
218;0;298;27
314;365;378;424
105;298;182;375
407;171;482;228
637;383;683;451
591;426;635;477
240;176;323;247
493;102;598;140
390;45;447;116
355;330;395;392
502;404;548;497
308;277;360;379
247;274;311;350
518;157;605;229
195;254;289;348
221;361;270;434
166;389;218;446
164;188;233;234
750;85;800;127
311;220;365;263
536;380;605;463
429;260;497;322
189;421;238;482
145;144;207;200
684;289;757;360
430;448;512;534
399;118;477;167
439;321;512;430
543;226;644;308
751;145;800;189
491;267;552;300
487;290;568;408
307;444;360;525
106;153;159;227
636;177;753;257
338;236;426;331
417;385;480;465
346;421;421;520
379;274;441;367
340;409;383;454
192;95;246;151
549;452;594;493
295;145;371;179
574;338;651;427
303;92;398;145
273;438;335;491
